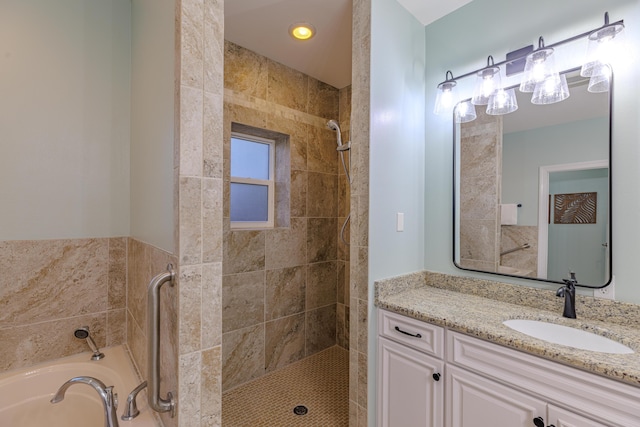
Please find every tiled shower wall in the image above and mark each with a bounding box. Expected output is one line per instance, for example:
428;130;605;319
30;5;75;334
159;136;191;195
221;41;351;391
0;236;180;427
0;238;127;372
459;109;503;272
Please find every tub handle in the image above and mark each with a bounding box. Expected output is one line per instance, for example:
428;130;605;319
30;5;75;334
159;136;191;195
147;264;176;417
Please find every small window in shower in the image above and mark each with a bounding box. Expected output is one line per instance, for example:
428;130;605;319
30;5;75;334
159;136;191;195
230;132;275;228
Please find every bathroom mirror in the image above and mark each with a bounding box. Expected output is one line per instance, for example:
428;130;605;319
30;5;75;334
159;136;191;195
453;68;612;288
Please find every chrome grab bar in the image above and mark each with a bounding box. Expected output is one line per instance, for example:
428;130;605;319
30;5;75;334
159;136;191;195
500;243;531;256
147;264;176;417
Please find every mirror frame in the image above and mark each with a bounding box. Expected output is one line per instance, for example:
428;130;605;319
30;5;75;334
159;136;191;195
452;67;613;289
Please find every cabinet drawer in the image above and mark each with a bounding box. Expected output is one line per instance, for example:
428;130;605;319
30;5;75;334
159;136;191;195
447;331;640;427
378;309;444;358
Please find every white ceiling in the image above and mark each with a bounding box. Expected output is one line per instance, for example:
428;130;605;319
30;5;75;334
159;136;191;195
224;0;473;89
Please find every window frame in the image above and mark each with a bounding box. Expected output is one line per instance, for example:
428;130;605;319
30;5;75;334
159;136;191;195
230;132;275;229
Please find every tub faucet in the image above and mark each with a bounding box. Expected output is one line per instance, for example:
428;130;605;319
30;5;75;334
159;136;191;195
556;272;577;319
121;380;147;421
51;376;119;427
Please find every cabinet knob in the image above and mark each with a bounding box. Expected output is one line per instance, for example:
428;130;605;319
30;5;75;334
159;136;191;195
533;417;545;427
432;373;441;381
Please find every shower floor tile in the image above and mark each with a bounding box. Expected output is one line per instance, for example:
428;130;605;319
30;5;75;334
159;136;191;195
222;346;349;426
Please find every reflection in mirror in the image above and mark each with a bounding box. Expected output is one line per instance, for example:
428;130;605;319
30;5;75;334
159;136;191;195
454;68;611;288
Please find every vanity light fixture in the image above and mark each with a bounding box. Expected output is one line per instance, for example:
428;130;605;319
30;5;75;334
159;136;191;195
289;23;316;40
433;11;624;121
581;12;625;78
434;71;457;115
520;37;558;93
487;87;518;115
471;56;501;105
531;72;570;105
455;100;477;123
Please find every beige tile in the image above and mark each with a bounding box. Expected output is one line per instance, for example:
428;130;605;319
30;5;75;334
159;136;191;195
356;246;369;301
222;271;264;333
307;261;338;309
179;85;204;176
127;309;146;376
224;101;268;132
336;303;348;350
275;180;291;227
267;59;308;111
357;351;367;407
357;299;367;352
201;346;222;424
290;170;308;218
180;0;204;89
222;346;348;426
108;237;127;310
266;115;307;171
179;351;202;427
459;219;498;263
338;173;350;218
202;262;222;348
265;313;305;372
179;265;202;354
307;218;338;263
308;126;338;174
305;304;336;355
179;176;203;265
265;266;306;320
349;343;358;402
0;313;106;371
224;41;268;99
222;324;265;391
204;92;224;179
0;238;108;328
460;173;498;220
339;85;352;125
337;261;346;305
203;177;223;263
307;78;339;119
203;0;223;96
223;229;265;274
307;172;338;218
265;217;307;269
106;308;126;346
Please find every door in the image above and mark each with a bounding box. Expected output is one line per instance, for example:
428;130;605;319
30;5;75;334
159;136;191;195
378;336;444;427
447;365;546;427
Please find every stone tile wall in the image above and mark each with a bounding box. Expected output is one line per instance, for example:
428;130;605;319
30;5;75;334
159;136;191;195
0;237;127;372
221;41;351;391
459;108;503;272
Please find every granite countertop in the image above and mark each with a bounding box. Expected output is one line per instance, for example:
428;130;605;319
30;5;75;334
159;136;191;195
375;271;640;387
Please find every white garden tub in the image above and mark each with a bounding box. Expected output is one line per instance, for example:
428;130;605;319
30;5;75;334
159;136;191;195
0;346;158;427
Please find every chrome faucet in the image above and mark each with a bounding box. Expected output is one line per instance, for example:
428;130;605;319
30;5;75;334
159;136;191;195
51;376;119;427
121;380;147;421
556;272;577;319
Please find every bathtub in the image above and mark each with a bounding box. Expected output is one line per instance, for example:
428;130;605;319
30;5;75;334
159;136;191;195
0;346;159;427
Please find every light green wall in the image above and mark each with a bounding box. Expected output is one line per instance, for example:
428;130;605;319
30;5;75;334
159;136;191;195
0;0;131;240
502;117;608;226
423;0;640;303
130;0;175;252
370;0;427;422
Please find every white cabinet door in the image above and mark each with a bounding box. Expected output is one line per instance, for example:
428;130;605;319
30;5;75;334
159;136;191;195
378;336;444;427
447;365;546;427
548;405;610;427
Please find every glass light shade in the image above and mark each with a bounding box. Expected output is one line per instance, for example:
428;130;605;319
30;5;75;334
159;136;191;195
455;100;477;123
581;23;625;77
587;63;611;93
486;88;518;115
471;66;501;105
531;73;570;105
434;80;457;115
519;48;557;93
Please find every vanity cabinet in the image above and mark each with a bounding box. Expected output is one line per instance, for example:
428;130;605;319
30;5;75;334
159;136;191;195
377;310;444;427
377;309;640;427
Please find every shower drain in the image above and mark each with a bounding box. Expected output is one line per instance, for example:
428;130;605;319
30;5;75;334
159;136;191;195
293;405;308;416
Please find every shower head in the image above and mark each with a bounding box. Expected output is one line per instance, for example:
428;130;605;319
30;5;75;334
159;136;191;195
326;119;343;147
74;326;105;360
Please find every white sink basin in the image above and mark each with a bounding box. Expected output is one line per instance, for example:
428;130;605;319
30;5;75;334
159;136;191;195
503;319;634;354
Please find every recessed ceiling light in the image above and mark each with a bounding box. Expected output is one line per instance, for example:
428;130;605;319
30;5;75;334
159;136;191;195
289;23;316;40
